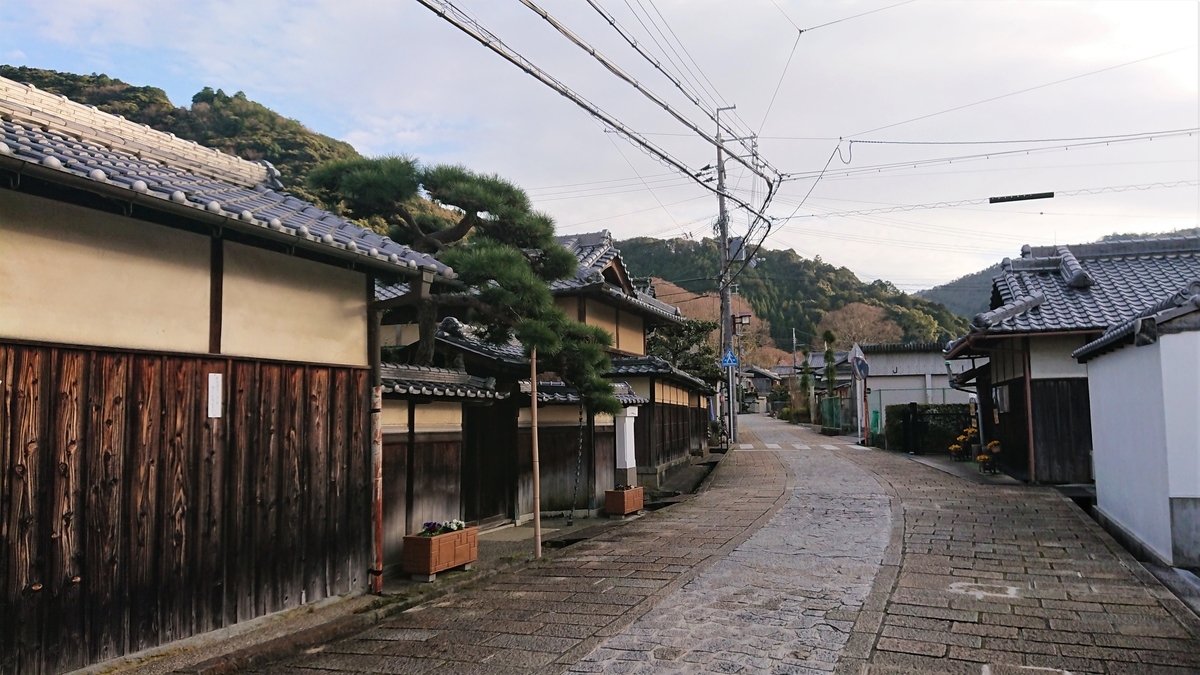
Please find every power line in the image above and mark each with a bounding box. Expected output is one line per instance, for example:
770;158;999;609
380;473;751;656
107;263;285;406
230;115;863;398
519;0;778;184
850;45;1198;137
413;0;774;223
780;128;1197;181
586;0;762;161
758;31;801;135
775;180;1199;221
772;0;912;33
853;127;1200;145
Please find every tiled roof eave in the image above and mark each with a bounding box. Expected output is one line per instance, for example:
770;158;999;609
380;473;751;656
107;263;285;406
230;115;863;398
556;282;684;323
0;153;446;282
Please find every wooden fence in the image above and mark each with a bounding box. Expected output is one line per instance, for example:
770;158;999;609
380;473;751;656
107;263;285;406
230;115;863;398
0;342;370;675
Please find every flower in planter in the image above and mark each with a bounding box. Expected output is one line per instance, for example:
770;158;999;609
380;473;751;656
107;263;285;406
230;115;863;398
976;454;991;462
949;444;962;452
613;484;638;491
986;440;1001;452
418;519;467;537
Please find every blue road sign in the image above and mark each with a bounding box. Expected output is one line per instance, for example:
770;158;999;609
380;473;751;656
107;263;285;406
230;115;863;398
721;349;739;368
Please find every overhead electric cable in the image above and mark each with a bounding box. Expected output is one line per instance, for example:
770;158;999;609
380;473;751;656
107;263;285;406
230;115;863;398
587;0;762;159
758;31;801;135
775;180;1199;221
780;128;1197;181
519;0;779;183
850;45;1197;137
641;0;759;137
799;0;916;33
413;0;774;223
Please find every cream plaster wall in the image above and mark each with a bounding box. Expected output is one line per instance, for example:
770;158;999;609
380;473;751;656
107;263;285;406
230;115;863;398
519;404;586;426
586;299;617;338
617;311;645;355
0;189;210;352
222;241;368;366
1030;335;1090;379
628;377;652;401
414;401;462;433
382;398;409;434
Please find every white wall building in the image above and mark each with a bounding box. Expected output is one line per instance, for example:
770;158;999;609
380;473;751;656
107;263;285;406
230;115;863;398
860;343;981;430
1075;281;1200;569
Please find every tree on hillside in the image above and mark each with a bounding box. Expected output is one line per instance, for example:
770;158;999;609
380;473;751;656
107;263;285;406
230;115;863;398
308;156;619;413
816;303;904;349
0;66;360;200
646;319;722;383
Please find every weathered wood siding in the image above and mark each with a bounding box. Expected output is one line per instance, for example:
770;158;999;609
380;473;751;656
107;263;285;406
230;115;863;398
516;414;616;514
463;401;517;527
1030;378;1094;484
0;342;370;675
634;403;704;470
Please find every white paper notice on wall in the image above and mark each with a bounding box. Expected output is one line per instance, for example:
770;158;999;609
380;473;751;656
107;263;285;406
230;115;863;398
208;373;223;418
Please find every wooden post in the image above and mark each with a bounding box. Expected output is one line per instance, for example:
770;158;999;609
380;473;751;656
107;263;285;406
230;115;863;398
531;348;542;559
370;385;383;592
367;278;384;594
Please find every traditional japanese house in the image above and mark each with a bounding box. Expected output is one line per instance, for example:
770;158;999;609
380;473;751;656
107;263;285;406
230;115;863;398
0;78;454;673
377;364;511;572
947;237;1200;483
553;231;713;490
1074;280;1200;569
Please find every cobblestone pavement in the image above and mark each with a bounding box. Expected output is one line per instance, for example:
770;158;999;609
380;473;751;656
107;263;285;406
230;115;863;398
251;416;1200;675
251;427;797;675
827;427;1200;675
568;420;891;674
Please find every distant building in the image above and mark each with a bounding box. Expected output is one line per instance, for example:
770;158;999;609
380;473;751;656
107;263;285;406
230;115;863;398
859;342;978;432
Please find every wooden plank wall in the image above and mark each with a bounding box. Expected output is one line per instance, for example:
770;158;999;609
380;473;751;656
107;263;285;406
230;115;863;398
1031;378;1094;484
0;343;370;675
633;403;706;471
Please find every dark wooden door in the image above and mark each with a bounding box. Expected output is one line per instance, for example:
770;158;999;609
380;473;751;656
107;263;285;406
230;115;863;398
462;401;516;526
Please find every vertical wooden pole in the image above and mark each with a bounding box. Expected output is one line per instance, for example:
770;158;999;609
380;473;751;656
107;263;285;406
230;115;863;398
367;277;384;594
530;348;541;559
370;385;383;592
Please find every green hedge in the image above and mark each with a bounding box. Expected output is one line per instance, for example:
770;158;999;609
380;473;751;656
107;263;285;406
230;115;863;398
883;403;972;454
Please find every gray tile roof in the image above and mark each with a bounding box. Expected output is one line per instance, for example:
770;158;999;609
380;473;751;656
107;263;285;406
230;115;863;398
860;342;945;354
553;230;684;323
0;77;450;280
608;356;713;393
436;317;528;364
381;363;509;399
1073;280;1200;362
745;365;781;380
972;238;1200;335
519;380;648;406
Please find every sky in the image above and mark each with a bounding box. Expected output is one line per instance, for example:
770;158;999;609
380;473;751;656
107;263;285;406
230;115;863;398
2;0;1197;292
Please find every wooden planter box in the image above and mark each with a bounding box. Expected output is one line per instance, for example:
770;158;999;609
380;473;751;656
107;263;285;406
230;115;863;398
402;527;478;582
605;487;644;517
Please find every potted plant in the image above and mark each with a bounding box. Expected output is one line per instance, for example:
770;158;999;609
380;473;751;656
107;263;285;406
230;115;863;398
605;484;644;518
402;519;478;582
949;443;964;461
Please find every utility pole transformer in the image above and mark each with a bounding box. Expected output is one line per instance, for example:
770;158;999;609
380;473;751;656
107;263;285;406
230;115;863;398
716;105;736;443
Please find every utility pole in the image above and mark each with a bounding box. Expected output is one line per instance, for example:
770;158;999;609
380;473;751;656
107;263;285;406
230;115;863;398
716;105;736;443
791;327;798;407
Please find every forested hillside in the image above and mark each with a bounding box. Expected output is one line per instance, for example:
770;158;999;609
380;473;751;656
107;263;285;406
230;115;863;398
0;65;359;201
618;237;969;349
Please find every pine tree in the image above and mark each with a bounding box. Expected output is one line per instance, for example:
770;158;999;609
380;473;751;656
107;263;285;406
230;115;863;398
308;156;619;414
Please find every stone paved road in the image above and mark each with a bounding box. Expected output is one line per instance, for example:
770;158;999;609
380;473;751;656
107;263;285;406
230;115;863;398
252;416;1200;675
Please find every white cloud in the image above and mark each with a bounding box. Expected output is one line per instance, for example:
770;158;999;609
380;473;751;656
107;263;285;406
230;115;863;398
2;0;1195;288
